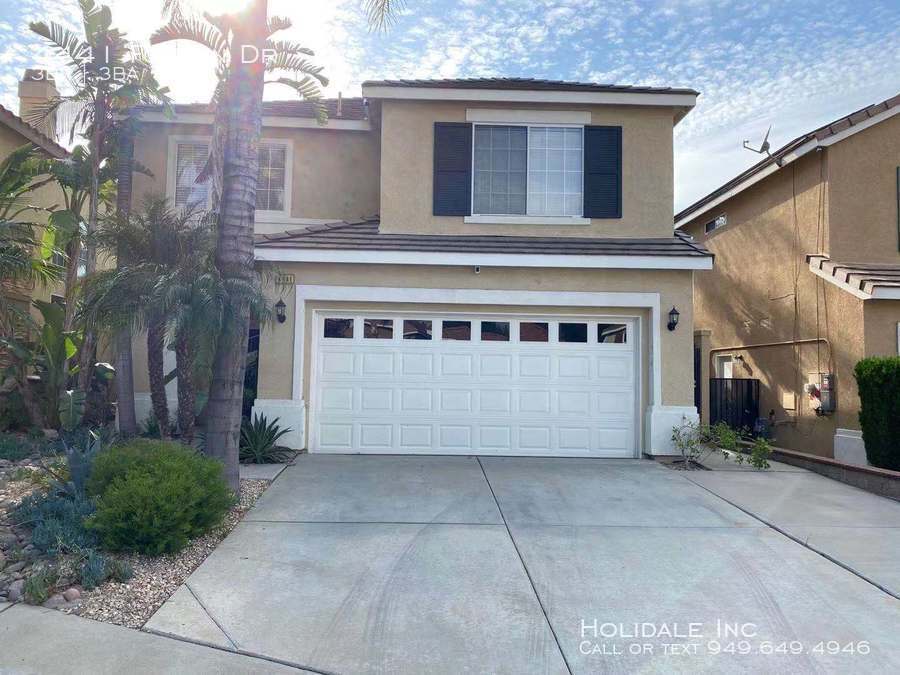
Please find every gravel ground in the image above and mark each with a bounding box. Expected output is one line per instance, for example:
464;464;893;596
61;479;270;628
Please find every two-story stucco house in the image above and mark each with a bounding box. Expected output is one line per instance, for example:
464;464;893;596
130;78;712;457
678;92;900;463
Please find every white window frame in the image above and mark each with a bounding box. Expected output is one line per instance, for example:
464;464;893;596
704;214;727;234
166;135;293;218
167;135;212;211
255;139;293;219
467;122;589;226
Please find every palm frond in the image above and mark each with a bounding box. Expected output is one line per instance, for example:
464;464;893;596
150;13;228;56
365;0;404;30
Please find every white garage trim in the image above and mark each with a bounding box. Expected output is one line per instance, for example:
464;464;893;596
264;285;692;454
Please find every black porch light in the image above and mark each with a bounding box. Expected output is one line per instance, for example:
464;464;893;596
667;306;680;332
275;299;287;324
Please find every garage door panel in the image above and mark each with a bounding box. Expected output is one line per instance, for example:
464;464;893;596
312;312;638;457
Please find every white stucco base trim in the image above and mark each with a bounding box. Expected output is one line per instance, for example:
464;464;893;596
833;428;867;466
645;405;699;455
251;399;307;450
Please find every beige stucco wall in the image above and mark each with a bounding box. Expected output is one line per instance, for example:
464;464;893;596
864;301;900;358
132;121;380;227
252;263;695;413
827;114;900;263
682;151;863;457
379;100;676;238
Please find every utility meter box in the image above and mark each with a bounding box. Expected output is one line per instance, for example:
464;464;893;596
804;373;835;415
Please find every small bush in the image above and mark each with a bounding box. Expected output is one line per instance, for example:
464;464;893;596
24;564;59;605
88;441;233;555
12;491;97;555
80;550;109;590
239;414;293;464
854;357;900;471
0;433;38;462
106;557;134;584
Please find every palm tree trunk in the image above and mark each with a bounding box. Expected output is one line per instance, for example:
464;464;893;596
175;331;195;443
113;125;138;435
58;236;81;407
146;314;170;438
204;0;267;493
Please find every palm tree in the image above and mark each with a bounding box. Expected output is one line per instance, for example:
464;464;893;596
29;0;171;392
0;145;63;335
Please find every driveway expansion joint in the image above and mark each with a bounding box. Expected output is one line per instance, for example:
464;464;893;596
476;457;574;675
184;581;240;650
683;473;900;601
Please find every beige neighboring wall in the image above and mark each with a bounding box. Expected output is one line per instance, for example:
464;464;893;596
379;100;675;238
682;150;859;456
255;262;694;412
132;121;380;226
864;301;900;358
827;113;900;263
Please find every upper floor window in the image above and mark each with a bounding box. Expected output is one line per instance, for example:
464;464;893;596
473;124;583;217
174;141;210;210
704;214;727;234
172;140;290;214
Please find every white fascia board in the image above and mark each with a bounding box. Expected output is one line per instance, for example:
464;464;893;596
362;85;697;109
675;104;900;230
139;110;370;131
871;286;900;300
808;260;871;300
255;247;713;270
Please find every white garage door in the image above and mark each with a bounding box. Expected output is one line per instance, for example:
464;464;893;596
309;312;639;457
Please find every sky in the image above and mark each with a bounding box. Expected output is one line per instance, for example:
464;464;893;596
0;0;898;211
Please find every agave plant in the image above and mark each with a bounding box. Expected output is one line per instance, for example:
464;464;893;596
239;413;292;464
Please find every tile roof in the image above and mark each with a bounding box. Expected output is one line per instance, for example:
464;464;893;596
0;104;68;159
362;77;699;96
255;218;713;258
676;91;900;225
136;97;368;121
807;255;900;300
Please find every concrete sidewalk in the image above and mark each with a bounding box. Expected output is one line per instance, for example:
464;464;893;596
0;603;313;674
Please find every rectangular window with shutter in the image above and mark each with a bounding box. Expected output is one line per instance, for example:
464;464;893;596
472;124;583;217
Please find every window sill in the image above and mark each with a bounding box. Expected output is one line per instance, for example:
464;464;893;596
463;215;591;226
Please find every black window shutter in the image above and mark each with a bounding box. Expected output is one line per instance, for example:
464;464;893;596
583;126;622;219
433;122;472;216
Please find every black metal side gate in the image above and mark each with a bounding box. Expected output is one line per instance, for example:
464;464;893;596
709;378;760;431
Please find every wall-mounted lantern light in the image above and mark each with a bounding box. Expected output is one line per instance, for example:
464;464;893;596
667;306;680;332
275;299;287;324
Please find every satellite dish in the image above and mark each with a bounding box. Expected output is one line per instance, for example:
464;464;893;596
743;125;772;156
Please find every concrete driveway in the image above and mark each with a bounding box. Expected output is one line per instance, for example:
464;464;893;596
147;456;900;674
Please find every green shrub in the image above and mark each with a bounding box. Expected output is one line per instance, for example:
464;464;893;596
854;357;900;470
239;414;293;464
106;557;134;584
80;550;109;590
24;564;58;605
88;441;233;555
0;433;38;462
12;491;97;555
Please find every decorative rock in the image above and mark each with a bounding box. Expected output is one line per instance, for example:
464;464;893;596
0;550;5;570
62;587;81;602
7;579;24;602
43;593;67;609
5;561;25;574
0;533;16;548
42;429;59;441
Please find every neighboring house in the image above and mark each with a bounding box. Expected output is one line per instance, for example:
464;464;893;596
677;93;900;463
126;77;712;457
0;71;70;322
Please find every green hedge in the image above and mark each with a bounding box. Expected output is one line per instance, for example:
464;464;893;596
88;440;234;555
854;356;900;471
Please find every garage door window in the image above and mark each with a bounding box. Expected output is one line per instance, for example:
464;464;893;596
559;322;588;343
404;319;432;340
598;323;627;343
519;322;549;342
364;319;393;339
324;318;353;338
481;321;510;341
442;320;471;340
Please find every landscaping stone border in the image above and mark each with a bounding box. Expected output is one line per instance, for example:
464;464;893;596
770;447;900;501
